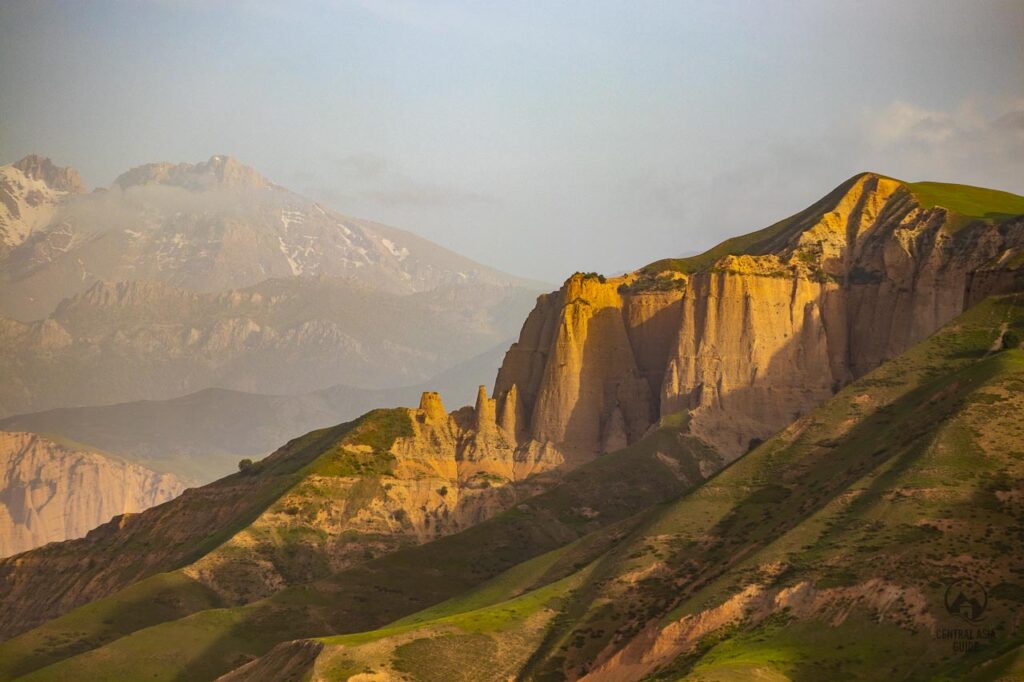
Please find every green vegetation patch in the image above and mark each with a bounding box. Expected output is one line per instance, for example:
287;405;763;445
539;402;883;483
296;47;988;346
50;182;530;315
907;181;1024;223
348;408;414;452
676;616;928;681
0;572;223;680
306;445;397;477
303;409;410;477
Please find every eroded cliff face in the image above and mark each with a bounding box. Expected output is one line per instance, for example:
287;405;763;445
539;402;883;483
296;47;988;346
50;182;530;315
183;395;565;603
495;276;660;464
0;394;569;636
493;174;1024;461
0;431;185;557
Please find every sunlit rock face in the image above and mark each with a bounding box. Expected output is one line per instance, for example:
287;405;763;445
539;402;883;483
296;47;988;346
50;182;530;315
492;174;1024;461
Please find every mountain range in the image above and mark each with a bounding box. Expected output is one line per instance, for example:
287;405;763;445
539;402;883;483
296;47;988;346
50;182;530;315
0;154;535;321
0;154;545;484
0;172;1022;680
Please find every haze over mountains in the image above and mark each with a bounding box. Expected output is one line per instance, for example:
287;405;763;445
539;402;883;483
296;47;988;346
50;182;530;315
0;152;547;556
0;154;544;476
0;172;1021;680
0;343;511;483
0;154;535;320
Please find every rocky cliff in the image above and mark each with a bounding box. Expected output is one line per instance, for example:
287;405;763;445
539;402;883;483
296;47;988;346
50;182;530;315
0;431;185;557
0;395;568;637
181;395;566;604
493;174;1024;460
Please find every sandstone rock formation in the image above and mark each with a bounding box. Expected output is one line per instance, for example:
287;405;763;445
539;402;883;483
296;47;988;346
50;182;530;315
0;398;570;635
0;431;185;557
183;395;564;604
492;174;1024;461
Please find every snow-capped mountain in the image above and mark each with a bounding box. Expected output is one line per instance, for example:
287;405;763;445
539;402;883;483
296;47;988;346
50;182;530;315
0;154;544;418
0;154;533;321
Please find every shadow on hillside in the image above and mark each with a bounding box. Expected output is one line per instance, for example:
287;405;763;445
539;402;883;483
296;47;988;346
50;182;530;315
643;313;1018;680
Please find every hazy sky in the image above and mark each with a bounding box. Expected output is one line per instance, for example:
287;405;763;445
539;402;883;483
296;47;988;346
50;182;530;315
1;1;1022;282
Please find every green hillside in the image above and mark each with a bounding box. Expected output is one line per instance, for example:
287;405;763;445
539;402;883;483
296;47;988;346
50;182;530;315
639;174;1024;278
0;415;720;680
16;294;1023;681
907;181;1024;222
524;293;1024;680
259;293;1022;682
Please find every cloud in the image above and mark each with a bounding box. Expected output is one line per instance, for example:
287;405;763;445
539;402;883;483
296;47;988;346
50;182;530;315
625;98;1024;259
858;100;1024;189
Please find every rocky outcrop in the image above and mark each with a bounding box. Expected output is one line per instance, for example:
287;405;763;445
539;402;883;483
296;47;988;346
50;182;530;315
0;431;185;557
12;155;85;194
492;174;1024;461
112;154;272;191
494;275;663;465
216;640;323;682
184;397;565;603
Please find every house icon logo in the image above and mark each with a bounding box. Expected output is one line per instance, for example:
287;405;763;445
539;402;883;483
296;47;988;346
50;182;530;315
945;578;987;623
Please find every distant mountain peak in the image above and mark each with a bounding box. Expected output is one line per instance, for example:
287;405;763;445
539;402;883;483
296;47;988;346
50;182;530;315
113;154;273;191
11;155;85;193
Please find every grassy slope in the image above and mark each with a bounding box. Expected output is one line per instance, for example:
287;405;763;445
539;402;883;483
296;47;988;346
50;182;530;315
308;540;612;681
640;174;1024;277
520;294;1024;680
7;418;720;680
213;293;1024;682
0;412;407;679
0;420;356;643
907;181;1024;222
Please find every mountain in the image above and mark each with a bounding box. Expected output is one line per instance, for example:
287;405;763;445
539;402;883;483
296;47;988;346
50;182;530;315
0;431;185;558
0;276;533;419
0;174;1021;680
491;173;1024;463
0;343;513;482
0;154;537;321
252;293;1024;682
0;154;544;419
0;155;84;259
2;294;1021;681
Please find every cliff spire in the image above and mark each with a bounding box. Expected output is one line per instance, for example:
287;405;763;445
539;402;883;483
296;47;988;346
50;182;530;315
474;385;497;433
418;391;447;423
497;384;526;440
